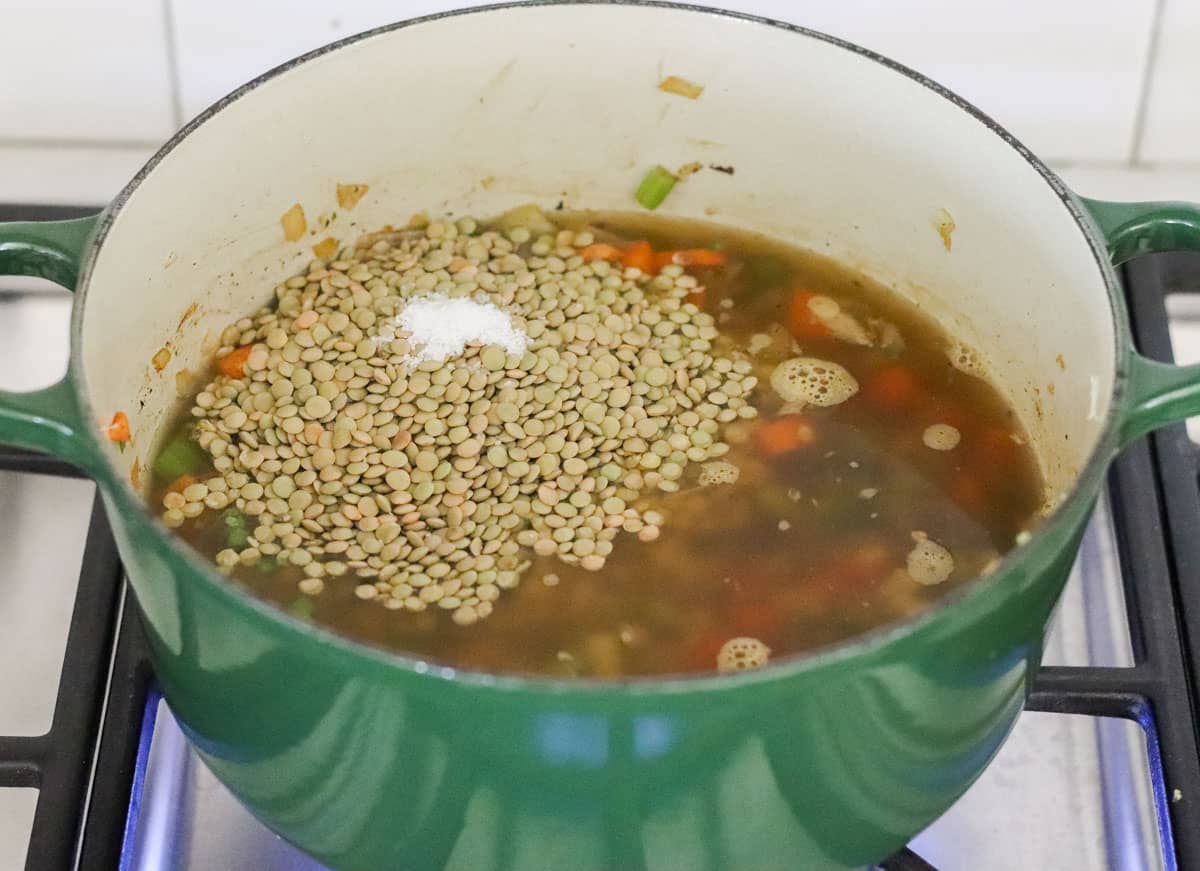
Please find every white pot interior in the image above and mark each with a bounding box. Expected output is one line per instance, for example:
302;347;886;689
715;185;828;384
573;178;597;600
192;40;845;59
79;3;1116;503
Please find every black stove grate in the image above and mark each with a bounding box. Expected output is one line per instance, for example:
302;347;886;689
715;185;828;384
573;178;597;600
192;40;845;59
0;201;1197;870
0;203;151;871
0;451;128;871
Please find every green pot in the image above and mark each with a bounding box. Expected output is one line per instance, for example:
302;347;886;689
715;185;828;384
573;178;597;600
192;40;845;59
4;4;1200;869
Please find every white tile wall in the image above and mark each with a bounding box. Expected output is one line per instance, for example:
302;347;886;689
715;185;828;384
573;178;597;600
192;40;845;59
1140;0;1200;163
170;0;496;121
711;0;1157;163
1054;165;1200;203
167;0;1155;164
0;0;176;143
0;0;1199;205
0;145;157;205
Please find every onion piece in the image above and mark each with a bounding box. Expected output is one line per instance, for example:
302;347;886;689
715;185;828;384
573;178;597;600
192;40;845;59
658;75;704;99
280;203;306;242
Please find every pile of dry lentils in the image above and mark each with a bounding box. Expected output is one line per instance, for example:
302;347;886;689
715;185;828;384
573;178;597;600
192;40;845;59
162;215;758;626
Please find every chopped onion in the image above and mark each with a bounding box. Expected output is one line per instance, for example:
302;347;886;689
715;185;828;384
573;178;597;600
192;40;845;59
280;203;306;242
336;183;369;209
658;75;704;99
934;208;956;251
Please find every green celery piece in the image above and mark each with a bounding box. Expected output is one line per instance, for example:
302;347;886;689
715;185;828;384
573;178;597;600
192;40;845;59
152;432;208;480
635;166;677;210
287;597;315;620
222;510;250;548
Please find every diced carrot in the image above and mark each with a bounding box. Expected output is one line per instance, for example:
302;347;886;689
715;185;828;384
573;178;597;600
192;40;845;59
651;249;728;271
579;243;623;262
216;345;254;379
105;411;131;442
755;416;815;456
786;290;831;340
674;248;727;267
969;427;1025;495
975;427;1020;465
730;603;787;638
863;365;919;410
921;400;970;432
651;250;676;272
829;542;894;591
166;473;197;494
685;289;707;308
950;473;985;515
682;629;730;672
620;240;654;273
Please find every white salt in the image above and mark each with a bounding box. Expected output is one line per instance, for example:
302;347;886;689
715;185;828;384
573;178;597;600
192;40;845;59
378;294;528;364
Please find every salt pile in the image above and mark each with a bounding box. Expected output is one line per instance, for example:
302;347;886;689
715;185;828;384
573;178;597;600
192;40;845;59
378;293;528;364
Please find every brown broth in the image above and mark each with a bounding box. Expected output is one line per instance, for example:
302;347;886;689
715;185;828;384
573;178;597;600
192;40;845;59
149;211;1044;678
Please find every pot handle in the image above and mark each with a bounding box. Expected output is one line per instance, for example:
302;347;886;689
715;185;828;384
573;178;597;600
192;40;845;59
1080;197;1200;445
0;214;104;474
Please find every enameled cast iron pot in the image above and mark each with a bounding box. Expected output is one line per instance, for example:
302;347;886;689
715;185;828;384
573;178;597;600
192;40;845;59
4;4;1200;869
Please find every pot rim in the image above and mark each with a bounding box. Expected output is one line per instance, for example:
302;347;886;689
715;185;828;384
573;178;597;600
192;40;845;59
69;0;1128;694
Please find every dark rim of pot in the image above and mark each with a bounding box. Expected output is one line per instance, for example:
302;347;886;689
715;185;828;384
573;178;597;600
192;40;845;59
69;0;1127;693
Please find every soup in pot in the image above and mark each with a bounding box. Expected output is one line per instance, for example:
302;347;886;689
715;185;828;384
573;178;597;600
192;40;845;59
144;207;1043;677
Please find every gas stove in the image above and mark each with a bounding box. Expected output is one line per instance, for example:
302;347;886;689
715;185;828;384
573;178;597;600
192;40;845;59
1;203;1197;871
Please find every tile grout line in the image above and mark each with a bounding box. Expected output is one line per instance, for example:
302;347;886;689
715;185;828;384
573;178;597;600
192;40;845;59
0;138;163;151
1129;0;1167;167
1048;159;1200;171
161;0;186;130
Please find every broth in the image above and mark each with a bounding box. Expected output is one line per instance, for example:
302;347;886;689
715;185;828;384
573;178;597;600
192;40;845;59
147;210;1043;677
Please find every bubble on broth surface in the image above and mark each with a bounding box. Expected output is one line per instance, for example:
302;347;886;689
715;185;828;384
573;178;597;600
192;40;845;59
906;533;954;585
699;460;740;486
922;423;961;451
770;357;859;407
717;637;771;673
947;341;988;378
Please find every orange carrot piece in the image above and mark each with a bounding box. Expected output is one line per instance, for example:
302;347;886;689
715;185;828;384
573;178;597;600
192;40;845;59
755;416;815;456
685;289;707;308
731;602;787;638
950;473;985;515
674;248;727;267
166;473;197;494
216;345;254;379
651;250;676;272
105;411;131;442
971;427;1021;477
830;542;894;591
863;365;919;409
683;629;730;672
977;427;1017;459
579;243;623;262
620;240;654;273
785;290;831;340
649;249;728;272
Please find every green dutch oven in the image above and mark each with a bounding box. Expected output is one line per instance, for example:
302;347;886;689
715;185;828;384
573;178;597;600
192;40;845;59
3;4;1200;869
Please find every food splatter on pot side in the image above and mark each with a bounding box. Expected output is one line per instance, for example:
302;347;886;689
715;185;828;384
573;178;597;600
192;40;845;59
147;208;1044;677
